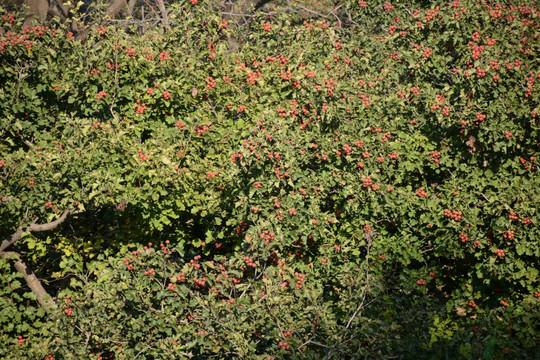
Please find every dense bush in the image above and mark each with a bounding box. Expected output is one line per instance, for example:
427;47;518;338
0;1;538;359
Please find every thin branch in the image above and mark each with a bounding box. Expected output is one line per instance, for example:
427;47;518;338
219;11;258;18
345;231;372;329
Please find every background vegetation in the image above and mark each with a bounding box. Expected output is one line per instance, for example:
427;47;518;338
1;0;538;359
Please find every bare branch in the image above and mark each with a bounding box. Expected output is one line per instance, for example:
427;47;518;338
0;208;83;253
29;208;83;232
0;225;24;253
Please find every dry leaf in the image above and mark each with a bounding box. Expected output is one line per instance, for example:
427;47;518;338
116;199;128;211
466;135;476;155
455;307;467;316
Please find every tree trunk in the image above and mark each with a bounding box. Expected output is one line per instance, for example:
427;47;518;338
1;251;57;311
23;0;49;27
105;0;128;19
0;209;81;311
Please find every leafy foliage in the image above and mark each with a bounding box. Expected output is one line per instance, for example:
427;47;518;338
0;1;538;359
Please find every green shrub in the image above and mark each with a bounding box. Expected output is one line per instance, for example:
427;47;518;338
0;1;538;359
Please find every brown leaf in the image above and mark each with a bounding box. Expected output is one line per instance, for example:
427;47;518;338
191;87;198;97
455;307;467;316
116;199;128;211
466;135;476;155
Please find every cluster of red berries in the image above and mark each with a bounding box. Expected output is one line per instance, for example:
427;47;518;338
444;209;462;221
519;156;536;171
205;77;216;90
243;256;257;268
459;233;469;243
135;102;146;114
175;120;186;129
194;277;207;287
246;69;262;86
524;72;537;98
362;176;373;188
475;112;486;124
222;298;235;305
189;255;202;269
342;144;352;155
416;187;428;198
206;171;218;180
509;211;518;221
176;273;185;283
159;51;171;61
441;106;450;116
2;13;15;24
194;124;211;135
494;249;505;259
95;26;105;36
230;153;242;164
295;272;306;289
137;149;149;162
278;341;290;350
90;121;110;130
503;230;515;240
476;67;486;78
388;151;399;160
122;257;133;271
160;241;170;254
144;268;156;276
430;151;442;163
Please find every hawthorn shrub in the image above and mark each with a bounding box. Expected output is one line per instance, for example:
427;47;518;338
0;0;539;359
